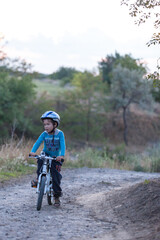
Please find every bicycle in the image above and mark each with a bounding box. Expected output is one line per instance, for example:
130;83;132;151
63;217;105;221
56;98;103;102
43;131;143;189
29;151;64;211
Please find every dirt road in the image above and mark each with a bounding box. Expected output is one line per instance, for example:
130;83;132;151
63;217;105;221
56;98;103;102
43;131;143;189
0;167;160;240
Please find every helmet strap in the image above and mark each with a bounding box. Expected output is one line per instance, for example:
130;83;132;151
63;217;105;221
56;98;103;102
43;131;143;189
49;126;56;134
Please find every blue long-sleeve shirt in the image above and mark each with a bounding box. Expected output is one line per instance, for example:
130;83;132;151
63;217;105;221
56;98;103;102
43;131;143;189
31;129;65;157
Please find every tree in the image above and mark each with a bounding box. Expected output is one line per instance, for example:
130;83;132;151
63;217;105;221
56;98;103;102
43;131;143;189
115;54;146;72
0;35;36;139
121;0;159;28
60;71;104;142
110;64;153;145
0;34;6;62
98;52;120;85
98;52;146;87
0;72;36;138
121;0;160;84
49;66;80;85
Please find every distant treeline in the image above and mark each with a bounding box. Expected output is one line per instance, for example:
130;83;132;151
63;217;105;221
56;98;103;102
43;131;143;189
0;52;159;145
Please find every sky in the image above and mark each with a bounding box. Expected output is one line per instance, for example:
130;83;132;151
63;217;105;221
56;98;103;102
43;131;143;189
0;0;159;74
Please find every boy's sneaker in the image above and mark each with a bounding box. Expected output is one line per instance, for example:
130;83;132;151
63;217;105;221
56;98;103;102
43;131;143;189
31;179;38;188
54;197;60;207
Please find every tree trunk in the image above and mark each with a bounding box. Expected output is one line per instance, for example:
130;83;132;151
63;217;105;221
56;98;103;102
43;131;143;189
86;99;91;143
122;106;128;145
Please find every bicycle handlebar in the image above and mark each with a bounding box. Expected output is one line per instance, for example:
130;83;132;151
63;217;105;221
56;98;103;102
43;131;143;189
29;154;64;163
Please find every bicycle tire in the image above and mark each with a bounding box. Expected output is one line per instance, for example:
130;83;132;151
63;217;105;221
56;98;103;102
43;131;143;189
37;176;46;211
47;193;52;205
47;180;52;205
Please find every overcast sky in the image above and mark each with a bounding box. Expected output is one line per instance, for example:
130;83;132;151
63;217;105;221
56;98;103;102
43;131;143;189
0;0;159;74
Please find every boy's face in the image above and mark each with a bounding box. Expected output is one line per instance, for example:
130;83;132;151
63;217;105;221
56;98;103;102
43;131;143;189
43;119;57;133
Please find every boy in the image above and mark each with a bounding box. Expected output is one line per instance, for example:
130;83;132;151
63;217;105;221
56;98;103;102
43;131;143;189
29;111;65;207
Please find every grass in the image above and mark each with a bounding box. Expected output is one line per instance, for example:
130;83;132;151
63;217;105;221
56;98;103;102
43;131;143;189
64;144;160;173
0;139;160;183
64;147;127;169
0;165;35;181
33;79;66;96
0;138;36;182
64;148;109;168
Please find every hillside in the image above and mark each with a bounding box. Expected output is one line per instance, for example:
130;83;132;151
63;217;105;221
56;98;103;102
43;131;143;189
34;78;160;148
104;104;160;147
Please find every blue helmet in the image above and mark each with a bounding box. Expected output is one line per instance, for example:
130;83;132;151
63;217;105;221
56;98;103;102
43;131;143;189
41;111;60;127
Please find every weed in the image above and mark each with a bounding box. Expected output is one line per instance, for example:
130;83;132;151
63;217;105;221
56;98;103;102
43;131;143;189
143;179;150;184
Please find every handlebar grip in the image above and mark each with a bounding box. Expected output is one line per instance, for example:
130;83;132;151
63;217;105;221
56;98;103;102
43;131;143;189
29;154;38;158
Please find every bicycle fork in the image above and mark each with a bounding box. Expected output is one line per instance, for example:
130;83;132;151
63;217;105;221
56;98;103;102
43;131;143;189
36;159;47;194
36;172;52;195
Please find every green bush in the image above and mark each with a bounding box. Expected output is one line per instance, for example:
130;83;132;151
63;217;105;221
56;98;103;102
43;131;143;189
64;148;112;168
146;143;160;172
104;143;127;163
65;144;160;172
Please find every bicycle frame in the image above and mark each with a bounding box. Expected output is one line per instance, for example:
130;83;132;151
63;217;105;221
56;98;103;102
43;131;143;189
29;151;64;210
37;158;53;195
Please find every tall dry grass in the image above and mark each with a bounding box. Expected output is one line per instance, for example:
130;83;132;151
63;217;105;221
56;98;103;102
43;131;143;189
0;138;37;171
1;138;160;174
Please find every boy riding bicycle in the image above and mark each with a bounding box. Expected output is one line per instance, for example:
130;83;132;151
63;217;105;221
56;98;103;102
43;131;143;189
29;111;65;207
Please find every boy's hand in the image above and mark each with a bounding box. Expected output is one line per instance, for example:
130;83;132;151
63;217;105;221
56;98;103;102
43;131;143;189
56;156;64;162
29;152;36;157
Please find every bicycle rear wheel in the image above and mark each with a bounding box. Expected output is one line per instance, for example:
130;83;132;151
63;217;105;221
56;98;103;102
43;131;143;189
47;193;52;205
47;181;52;205
37;176;46;211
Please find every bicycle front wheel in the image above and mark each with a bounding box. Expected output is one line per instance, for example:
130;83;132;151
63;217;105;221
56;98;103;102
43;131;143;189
37;176;46;211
